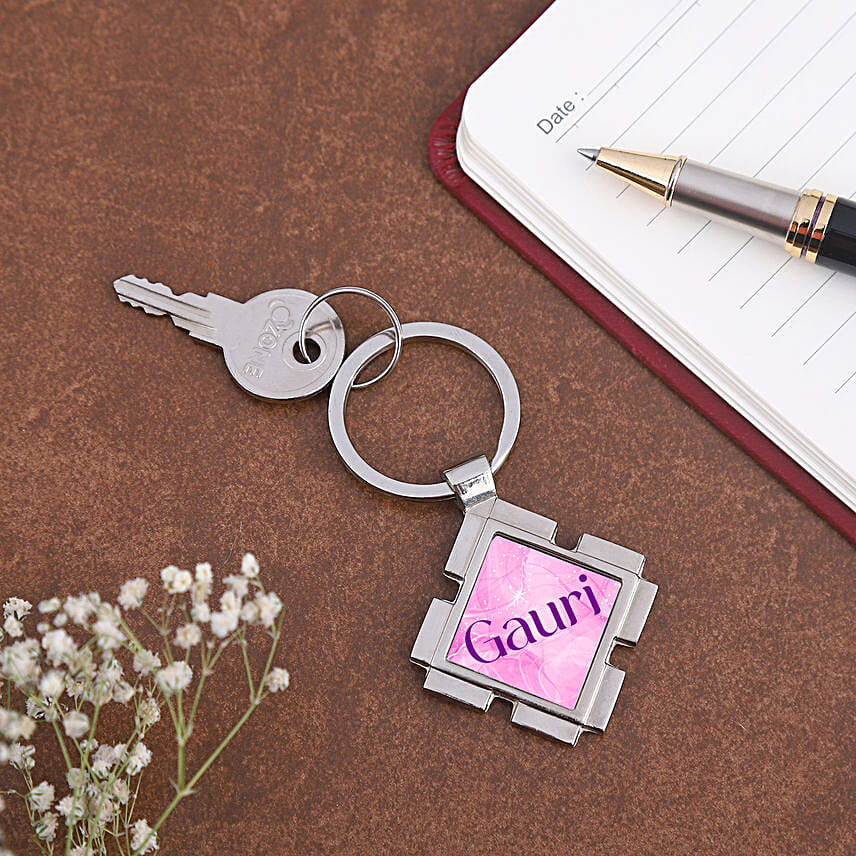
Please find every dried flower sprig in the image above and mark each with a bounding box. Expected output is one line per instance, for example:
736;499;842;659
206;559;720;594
0;554;288;856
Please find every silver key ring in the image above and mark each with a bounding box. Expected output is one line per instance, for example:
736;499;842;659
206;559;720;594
328;321;521;501
297;286;403;389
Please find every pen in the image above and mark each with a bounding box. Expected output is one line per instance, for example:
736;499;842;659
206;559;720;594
578;146;856;276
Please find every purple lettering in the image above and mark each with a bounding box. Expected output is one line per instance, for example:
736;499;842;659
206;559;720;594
464;619;506;663
502;616;537;651
529;602;567;637
578;574;601;615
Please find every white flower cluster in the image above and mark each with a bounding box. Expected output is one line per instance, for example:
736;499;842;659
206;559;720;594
0;555;288;855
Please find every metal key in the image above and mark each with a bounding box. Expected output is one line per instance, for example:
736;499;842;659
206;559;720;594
113;274;345;400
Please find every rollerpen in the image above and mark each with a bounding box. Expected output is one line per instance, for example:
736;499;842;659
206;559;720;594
578;146;856;276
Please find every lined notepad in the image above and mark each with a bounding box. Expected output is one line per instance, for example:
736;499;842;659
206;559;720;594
458;0;856;511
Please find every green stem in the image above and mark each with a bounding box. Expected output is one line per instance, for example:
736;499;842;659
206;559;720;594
65;702;100;856
239;633;255;700
130;699;261;856
48;715;74;774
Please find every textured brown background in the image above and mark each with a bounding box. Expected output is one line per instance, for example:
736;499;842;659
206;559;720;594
1;1;854;854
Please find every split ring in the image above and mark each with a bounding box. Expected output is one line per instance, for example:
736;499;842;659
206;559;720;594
327;321;521;501
297;286;403;389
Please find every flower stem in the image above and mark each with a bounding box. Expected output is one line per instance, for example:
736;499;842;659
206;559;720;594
132;699;260;856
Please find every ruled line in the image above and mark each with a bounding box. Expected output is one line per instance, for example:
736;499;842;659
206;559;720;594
586;0;689;95
709;9;856;164
608;0;759;148
555;0;701;143
677;222;710;253
710;238;753;281
835;369;856;395
625;0;813;204
803;310;856;365
802;128;856;186
754;71;856;177
662;1;810;153
649;3;852;242
771;270;834;336
740;258;790;308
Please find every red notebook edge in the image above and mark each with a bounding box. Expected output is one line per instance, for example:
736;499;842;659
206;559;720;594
429;90;856;546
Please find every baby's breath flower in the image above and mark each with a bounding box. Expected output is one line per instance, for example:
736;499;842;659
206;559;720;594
240;600;260;624
131;818;159;853
35;810;58;841
92;615;124;651
57;793;85;825
0;709;36;742
223;574;249;599
3;616;23;638
161;565;192;594
113;680;135;704
156;662;192;695
191;601;211;623
63;710;90;739
66;767;87;790
113;778;130;804
42;628;77;666
133;649;162;676
136;695;161;730
255;593;283;629
126;741;152;775
220;590;241;613
63;595;93;625
2;554;287;853
28;780;55;813
91;743;118;777
26;697;46;720
241;552;260;578
2;638;40;685
118;578;148;610
209;610;238;639
9;742;35;770
39;669;65;701
265;668;290;693
4;598;32;620
38;597;61;614
174;623;201;649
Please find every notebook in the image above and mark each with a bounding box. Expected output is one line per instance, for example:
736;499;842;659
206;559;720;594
452;0;856;524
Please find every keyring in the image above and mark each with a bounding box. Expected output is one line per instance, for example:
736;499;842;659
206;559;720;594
297;286;403;389
115;265;659;744
327;321;521;501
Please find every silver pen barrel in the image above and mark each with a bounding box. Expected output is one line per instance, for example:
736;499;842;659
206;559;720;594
671;160;800;242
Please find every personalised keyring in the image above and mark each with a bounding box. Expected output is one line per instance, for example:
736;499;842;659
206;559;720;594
324;318;658;746
113;271;658;746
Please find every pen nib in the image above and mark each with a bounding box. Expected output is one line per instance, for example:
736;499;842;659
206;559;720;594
577;147;599;161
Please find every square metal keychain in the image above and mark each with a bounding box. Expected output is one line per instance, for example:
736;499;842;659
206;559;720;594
327;321;658;746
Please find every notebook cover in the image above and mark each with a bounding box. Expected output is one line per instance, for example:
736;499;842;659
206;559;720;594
429;90;856;547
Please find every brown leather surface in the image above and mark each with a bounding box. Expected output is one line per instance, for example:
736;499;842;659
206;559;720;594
1;2;854;853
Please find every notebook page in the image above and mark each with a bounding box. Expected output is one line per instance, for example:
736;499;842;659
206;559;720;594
460;0;856;508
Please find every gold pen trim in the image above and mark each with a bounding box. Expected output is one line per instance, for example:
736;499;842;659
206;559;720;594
785;189;837;263
593;148;687;205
